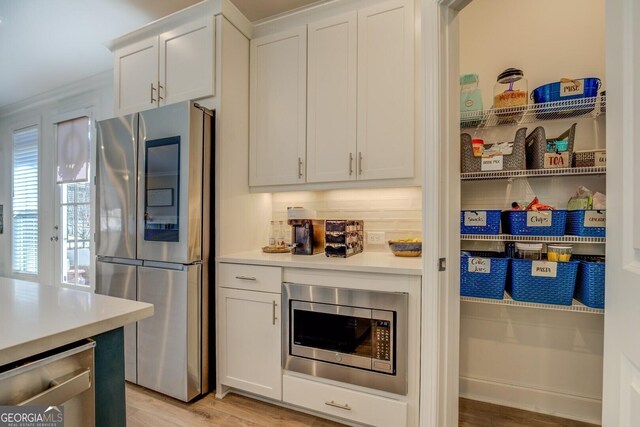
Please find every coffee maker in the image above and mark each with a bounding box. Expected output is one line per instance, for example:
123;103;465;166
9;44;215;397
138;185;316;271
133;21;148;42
288;219;325;255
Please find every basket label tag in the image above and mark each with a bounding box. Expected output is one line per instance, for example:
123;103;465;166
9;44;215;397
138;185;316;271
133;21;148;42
481;155;503;171
531;261;558;278
544;152;570;168
527;211;553;227
468;257;491;274
584;211;606;228
464;211;487;227
560;79;584;97
595;151;606;166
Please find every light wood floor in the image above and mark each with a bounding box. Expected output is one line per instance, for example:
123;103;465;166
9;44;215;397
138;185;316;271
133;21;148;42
126;384;599;426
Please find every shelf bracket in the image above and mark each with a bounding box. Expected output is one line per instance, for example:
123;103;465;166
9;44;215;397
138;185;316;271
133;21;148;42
439;258;447;272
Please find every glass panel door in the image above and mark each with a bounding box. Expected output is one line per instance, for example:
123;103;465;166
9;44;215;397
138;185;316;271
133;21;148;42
59;182;92;287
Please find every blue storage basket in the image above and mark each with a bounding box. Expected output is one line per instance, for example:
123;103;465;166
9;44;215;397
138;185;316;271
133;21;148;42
566;210;606;237
531;78;601;119
574;258;605;309
507;259;579;305
460;253;508;299
460;210;501;235
501;210;568;236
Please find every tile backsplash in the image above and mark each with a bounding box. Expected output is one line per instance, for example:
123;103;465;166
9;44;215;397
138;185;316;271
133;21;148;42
271;187;422;252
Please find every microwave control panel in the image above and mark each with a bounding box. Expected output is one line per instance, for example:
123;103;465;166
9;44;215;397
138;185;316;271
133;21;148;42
373;320;392;366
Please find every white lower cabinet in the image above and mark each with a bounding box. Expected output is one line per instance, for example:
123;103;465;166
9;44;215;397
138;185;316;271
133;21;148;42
218;287;282;400
283;374;407;426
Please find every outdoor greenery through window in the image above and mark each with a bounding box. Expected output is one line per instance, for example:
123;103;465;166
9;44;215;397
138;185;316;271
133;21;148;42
12;126;39;274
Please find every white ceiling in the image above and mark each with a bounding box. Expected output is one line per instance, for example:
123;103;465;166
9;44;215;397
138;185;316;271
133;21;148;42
0;0;323;109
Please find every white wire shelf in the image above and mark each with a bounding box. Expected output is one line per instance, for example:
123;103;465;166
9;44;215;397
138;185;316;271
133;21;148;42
461;292;604;314
461;234;606;244
461;96;605;129
461;166;606;181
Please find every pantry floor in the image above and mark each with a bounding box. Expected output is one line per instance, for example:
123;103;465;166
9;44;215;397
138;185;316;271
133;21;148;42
125;383;599;426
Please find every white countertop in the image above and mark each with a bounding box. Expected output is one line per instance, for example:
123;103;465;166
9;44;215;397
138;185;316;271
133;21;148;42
217;250;423;276
0;278;153;366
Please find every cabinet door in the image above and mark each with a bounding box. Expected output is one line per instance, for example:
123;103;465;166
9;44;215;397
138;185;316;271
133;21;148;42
114;37;159;116
159;17;215;106
357;0;414;180
218;287;282;400
250;28;307;186
307;13;358;183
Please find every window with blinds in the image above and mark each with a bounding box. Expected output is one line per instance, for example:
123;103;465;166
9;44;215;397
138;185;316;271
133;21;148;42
12;126;39;274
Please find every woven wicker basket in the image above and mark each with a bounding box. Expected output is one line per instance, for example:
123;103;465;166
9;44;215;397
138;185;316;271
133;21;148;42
461;127;527;173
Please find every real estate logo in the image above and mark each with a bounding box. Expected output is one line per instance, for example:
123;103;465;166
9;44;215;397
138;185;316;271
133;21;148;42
0;406;64;427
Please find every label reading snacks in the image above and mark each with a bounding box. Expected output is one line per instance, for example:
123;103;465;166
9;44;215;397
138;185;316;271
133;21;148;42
526;211;552;227
464;211;487;227
481;155;503;171
468;257;491;274
531;261;558;278
584;211;606;228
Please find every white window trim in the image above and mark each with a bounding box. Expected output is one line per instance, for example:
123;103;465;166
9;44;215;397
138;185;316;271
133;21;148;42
8;115;42;282
52;107;97;291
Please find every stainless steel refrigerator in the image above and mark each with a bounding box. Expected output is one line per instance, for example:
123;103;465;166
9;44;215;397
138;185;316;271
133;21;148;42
95;101;213;402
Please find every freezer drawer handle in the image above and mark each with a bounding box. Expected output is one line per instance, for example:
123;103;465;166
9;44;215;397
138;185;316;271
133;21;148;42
325;400;352;411
18;369;91;407
235;275;257;281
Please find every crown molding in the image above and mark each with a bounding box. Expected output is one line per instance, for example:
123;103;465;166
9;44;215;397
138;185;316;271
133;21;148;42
0;71;112;120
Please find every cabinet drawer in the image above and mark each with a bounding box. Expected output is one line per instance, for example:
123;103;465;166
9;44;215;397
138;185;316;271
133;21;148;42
219;263;282;293
283;374;407;426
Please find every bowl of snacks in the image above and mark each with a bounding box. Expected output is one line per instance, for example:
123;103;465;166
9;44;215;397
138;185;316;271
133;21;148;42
388;238;422;257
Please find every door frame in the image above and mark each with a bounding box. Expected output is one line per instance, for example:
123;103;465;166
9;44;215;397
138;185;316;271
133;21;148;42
50;107;97;291
420;1;468;426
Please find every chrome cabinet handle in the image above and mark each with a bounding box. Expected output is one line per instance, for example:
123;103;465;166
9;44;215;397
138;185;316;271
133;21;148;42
272;301;278;325
235;275;256;281
349;153;354;175
150;83;156;104
157;81;164;101
298;157;303;179
358;152;363;175
325;400;352;411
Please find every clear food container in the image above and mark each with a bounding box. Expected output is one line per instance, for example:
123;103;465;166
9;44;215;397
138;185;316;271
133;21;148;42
515;242;543;260
494;68;528;119
547;244;573;262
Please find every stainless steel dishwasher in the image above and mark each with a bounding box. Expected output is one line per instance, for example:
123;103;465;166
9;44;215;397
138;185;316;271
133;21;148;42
0;340;96;427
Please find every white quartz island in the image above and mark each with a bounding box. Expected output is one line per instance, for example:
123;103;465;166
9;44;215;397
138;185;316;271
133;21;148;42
0;277;152;366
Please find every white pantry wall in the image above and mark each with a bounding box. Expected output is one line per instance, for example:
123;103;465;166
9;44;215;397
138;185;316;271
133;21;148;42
271;187;422;251
458;0;605;424
459;0;605;111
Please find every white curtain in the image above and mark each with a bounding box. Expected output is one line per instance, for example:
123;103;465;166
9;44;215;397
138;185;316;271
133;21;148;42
56;116;89;183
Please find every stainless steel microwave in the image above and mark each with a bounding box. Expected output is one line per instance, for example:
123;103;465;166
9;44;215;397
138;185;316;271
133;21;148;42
282;282;408;395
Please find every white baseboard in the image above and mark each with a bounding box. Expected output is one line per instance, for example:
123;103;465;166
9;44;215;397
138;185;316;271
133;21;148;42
460;376;602;425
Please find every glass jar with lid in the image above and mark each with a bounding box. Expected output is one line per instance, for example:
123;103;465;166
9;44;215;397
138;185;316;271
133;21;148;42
494;68;528;119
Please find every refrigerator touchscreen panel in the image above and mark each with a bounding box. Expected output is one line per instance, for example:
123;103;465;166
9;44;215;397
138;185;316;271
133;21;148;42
144;136;180;242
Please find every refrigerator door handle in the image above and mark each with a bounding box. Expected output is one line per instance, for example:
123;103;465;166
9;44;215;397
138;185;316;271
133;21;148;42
96;256;142;266
142;260;186;271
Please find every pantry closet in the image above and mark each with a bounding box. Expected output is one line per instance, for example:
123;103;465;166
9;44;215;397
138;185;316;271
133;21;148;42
456;0;605;424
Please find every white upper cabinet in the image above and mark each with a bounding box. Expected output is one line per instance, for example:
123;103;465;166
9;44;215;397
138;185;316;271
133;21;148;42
357;0;414;180
113;17;215;116
159;17;215;107
306;13;358;183
249;28;307;186
114;37;159;116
